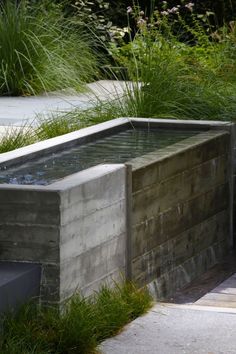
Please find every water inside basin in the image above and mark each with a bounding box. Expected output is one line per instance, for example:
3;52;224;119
0;127;200;185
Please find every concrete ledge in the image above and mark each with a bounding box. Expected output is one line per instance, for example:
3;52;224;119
130;130;229;171
0;118;130;166
0;117;233;168
129;117;233;128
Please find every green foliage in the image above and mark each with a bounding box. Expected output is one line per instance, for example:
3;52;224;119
55;296;98;354
2;1;236;153
68;0;111;43
64;0;129;47
0;0;98;96
93;284;131;341
0;281;153;354
34;95;135;141
36;113;81;140
0;98;128;153
0;125;35;153
110;4;236;121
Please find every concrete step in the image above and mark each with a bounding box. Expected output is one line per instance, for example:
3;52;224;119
0;262;41;314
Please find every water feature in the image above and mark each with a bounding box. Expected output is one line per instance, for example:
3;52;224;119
0;127;199;185
0;117;232;305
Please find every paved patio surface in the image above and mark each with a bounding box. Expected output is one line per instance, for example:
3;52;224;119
100;302;236;354
195;273;236;308
0;80;129;131
100;264;236;354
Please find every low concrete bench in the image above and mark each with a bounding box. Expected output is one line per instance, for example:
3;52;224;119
0;262;41;315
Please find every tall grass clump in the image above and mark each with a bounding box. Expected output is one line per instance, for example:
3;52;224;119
0;281;152;354
0;96;131;153
110;2;236;121
0;125;36;153
94;281;153;342
35;96;136;141
0;0;98;96
35;112;82;140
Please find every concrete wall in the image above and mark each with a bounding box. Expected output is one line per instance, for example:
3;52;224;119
59;165;127;301
0;188;60;303
0;118;233;305
130;130;231;299
0;164;127;305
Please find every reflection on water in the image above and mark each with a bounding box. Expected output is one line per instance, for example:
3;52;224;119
0;127;199;185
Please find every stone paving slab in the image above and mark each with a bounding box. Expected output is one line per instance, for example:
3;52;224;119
100;303;236;354
101;267;236;354
195;273;236;308
0;80;130;127
0;125;32;140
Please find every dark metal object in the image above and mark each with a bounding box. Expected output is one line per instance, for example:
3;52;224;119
0;261;41;314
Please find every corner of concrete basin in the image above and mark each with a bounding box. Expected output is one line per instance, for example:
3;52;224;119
54;163;128;302
0;162;129;304
0;183;62;304
47;163;126;192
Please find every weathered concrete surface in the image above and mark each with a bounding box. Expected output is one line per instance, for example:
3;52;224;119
0;164;127;304
131;129;231;299
0;188;61;302
0;118;234;305
100;303;236;354
59;164;127;300
165;252;236;304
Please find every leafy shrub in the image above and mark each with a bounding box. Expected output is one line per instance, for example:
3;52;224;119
63;0;130;45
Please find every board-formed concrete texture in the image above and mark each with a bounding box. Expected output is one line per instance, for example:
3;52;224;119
0;164;127;305
0;118;234;305
131;129;231;299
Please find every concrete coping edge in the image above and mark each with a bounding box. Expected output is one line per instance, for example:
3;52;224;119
0;118;234;166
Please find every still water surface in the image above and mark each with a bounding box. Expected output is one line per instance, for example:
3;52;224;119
0;127;199;185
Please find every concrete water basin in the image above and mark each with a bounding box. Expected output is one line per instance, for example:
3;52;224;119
0;118;234;305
